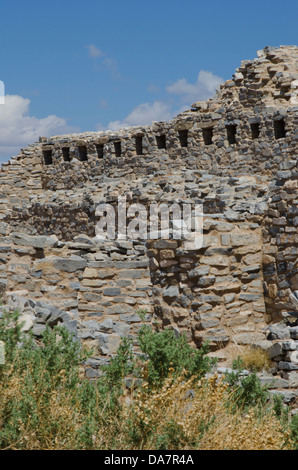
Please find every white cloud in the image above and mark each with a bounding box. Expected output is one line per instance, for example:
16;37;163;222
87;44;120;79
87;44;103;58
102;101;173;131
96;69;224;132
0;95;77;162
166;70;223;103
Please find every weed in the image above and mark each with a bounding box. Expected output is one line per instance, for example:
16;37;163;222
0;305;296;450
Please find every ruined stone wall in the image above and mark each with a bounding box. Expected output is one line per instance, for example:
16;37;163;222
263;168;298;323
0;45;297;373
0;232;153;360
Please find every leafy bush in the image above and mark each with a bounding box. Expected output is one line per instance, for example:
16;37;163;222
101;336;135;389
137;325;216;388
0;307;24;365
0;307;99;449
0;306;296;450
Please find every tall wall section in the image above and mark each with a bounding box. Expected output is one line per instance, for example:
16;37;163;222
0;45;297;367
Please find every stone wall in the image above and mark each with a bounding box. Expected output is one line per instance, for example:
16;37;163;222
263;167;298;323
0;46;297;384
0;232;153;358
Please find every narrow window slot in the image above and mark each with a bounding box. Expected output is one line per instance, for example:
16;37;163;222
62;147;71;162
114;141;122;157
274;119;286;139
43;149;53;165
178;130;188;148
96;144;104;158
135;136;143;155
226;125;237;144
202;127;213;145
78;146;88;161
156;135;166;149
250;123;260;139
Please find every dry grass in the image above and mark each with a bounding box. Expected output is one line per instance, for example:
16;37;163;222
0;315;294;451
0;365;83;450
0;363;294;450
116;373;291;450
240;347;271;372
223;343;272;372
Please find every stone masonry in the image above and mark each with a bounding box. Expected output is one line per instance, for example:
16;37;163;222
0;45;298;398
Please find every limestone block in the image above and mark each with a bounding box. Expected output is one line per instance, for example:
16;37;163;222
81;279;105;287
239;292;262;302
18;313;35;332
199;255;229;267
0;222;9;235
83;268;98;279
153;240;178;250
53;256;87;273
160;259;178;268
163;285;179;302
284;372;298;387
97;269;115;279
233;332;265;345
107;304;134;315
195;327;230;345
97;333;121;355
11;233;58;249
230;233;261;247
187;266;210;278
160;249;175;260
149;257;159;271
197;318;220;329
268;342;283;359
285;350;298;365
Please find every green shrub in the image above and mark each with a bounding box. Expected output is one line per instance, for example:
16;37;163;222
0;306;296;450
0;307;24;365
0;308;97;449
101;337;135;389
224;356;269;412
137;325;216;388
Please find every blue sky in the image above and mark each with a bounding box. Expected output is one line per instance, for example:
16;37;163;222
0;0;297;162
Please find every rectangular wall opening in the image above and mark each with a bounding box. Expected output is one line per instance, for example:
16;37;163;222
135;135;143;155
96;144;104;158
226;124;237;144
156;135;166;149
202;127;213;145
43;149;53;165
62;147;71;162
114;141;122;157
78;146;88;161
274;119;286;139
178;130;188;148
250;122;260;139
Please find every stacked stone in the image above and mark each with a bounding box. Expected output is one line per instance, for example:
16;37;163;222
266;322;298;390
0;45;297;381
0;47;297;197
263;159;298;323
1;293;78;338
147;226;266;351
0;231;153;358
